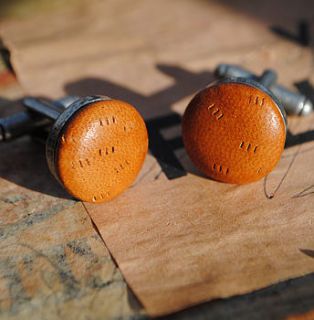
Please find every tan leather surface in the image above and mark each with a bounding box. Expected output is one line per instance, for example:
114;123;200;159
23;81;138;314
182;82;286;184
56;99;148;203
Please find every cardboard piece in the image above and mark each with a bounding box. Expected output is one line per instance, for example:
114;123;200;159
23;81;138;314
85;112;314;315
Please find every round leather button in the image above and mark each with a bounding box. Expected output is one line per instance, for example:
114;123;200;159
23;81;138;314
53;99;148;202
182;80;286;184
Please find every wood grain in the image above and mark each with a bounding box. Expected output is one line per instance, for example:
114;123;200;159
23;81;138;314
86;138;314;316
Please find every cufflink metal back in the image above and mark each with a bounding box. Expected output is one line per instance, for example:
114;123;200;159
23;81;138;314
182;65;312;184
0;96;148;202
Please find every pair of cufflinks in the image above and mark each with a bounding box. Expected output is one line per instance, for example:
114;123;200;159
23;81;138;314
0;64;312;203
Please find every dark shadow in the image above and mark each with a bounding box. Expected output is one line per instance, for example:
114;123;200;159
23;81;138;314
0;97;72;199
64;64;214;118
285;79;314;148
65;64;314;179
0;39;15;74
0;96;23;116
1;64;314;198
270;20;310;47
300;249;314;259
64;64;215;180
209;0;314;50
295;80;314;102
159;272;314;320
0;135;71;199
285;129;314;148
212;0;314;45
0;64;213;197
126;287;143;313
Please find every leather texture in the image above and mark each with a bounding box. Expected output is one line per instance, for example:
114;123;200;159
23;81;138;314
182;82;286;184
55;99;148;203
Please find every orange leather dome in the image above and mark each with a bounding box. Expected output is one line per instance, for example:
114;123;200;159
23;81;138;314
182;80;286;184
52;99;148;202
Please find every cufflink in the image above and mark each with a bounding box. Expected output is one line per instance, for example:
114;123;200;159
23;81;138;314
182;64;312;184
0;96;148;202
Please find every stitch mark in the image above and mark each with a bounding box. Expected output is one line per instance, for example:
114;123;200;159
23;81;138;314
240;141;258;153
92;190;114;203
212;108;220;116
103;147;115;155
250;95;265;106
114;160;130;174
97;191;111;199
86;159;90;166
79;160;83;168
207;103;224;120
212;163;229;175
99;116;118;126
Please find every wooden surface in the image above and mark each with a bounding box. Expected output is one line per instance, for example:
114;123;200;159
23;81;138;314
0;0;314;319
86;118;314;316
0;47;144;320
